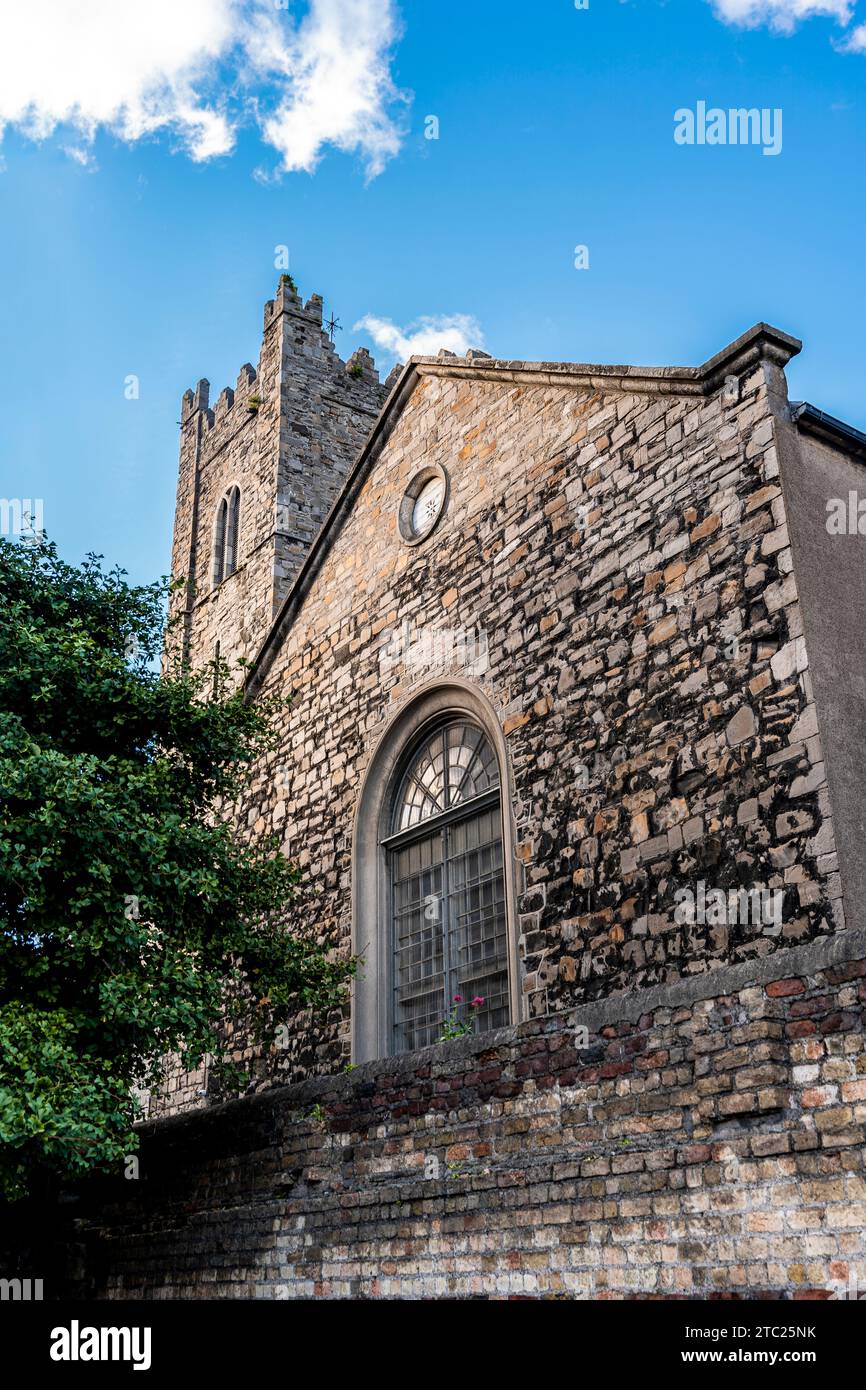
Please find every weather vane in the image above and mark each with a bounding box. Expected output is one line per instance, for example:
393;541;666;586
325;311;342;343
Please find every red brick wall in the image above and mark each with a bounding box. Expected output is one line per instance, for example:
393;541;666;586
20;939;865;1300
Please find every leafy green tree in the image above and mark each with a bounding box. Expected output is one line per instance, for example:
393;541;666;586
0;537;351;1200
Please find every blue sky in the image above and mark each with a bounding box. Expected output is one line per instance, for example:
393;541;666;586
0;0;864;587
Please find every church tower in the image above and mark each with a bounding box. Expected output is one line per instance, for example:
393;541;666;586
167;277;388;678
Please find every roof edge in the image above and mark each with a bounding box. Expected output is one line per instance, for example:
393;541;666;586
399;322;801;397
791;401;866;461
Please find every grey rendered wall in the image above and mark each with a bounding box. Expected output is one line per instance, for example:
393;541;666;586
776;418;866;928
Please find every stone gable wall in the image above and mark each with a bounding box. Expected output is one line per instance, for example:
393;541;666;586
156;344;846;1104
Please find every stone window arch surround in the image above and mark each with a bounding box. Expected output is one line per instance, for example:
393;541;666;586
351;678;522;1064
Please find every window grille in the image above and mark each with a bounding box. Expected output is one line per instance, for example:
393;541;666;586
385;720;509;1052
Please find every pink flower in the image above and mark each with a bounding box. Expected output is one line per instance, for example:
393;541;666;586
470;996;485;1007
453;994;463;1003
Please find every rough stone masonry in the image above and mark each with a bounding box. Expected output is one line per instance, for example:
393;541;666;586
8;278;866;1299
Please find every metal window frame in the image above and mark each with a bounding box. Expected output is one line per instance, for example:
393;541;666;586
381;787;500;852
386;719;505;1052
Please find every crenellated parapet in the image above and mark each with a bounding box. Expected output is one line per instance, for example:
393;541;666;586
180;280;387;446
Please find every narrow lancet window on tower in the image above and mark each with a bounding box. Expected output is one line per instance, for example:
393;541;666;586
212;487;241;587
226;486;241;577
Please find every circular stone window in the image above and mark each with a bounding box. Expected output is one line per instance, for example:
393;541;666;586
398;465;449;545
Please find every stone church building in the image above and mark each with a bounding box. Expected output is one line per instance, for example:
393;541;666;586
32;278;866;1297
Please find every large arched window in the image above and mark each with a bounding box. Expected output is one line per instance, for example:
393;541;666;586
212;486;241;587
381;718;510;1053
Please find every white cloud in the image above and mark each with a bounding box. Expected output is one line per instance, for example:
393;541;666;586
0;0;236;161
709;0;852;33
355;313;486;362
62;145;98;170
248;0;407;176
837;20;866;48
0;0;407;174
